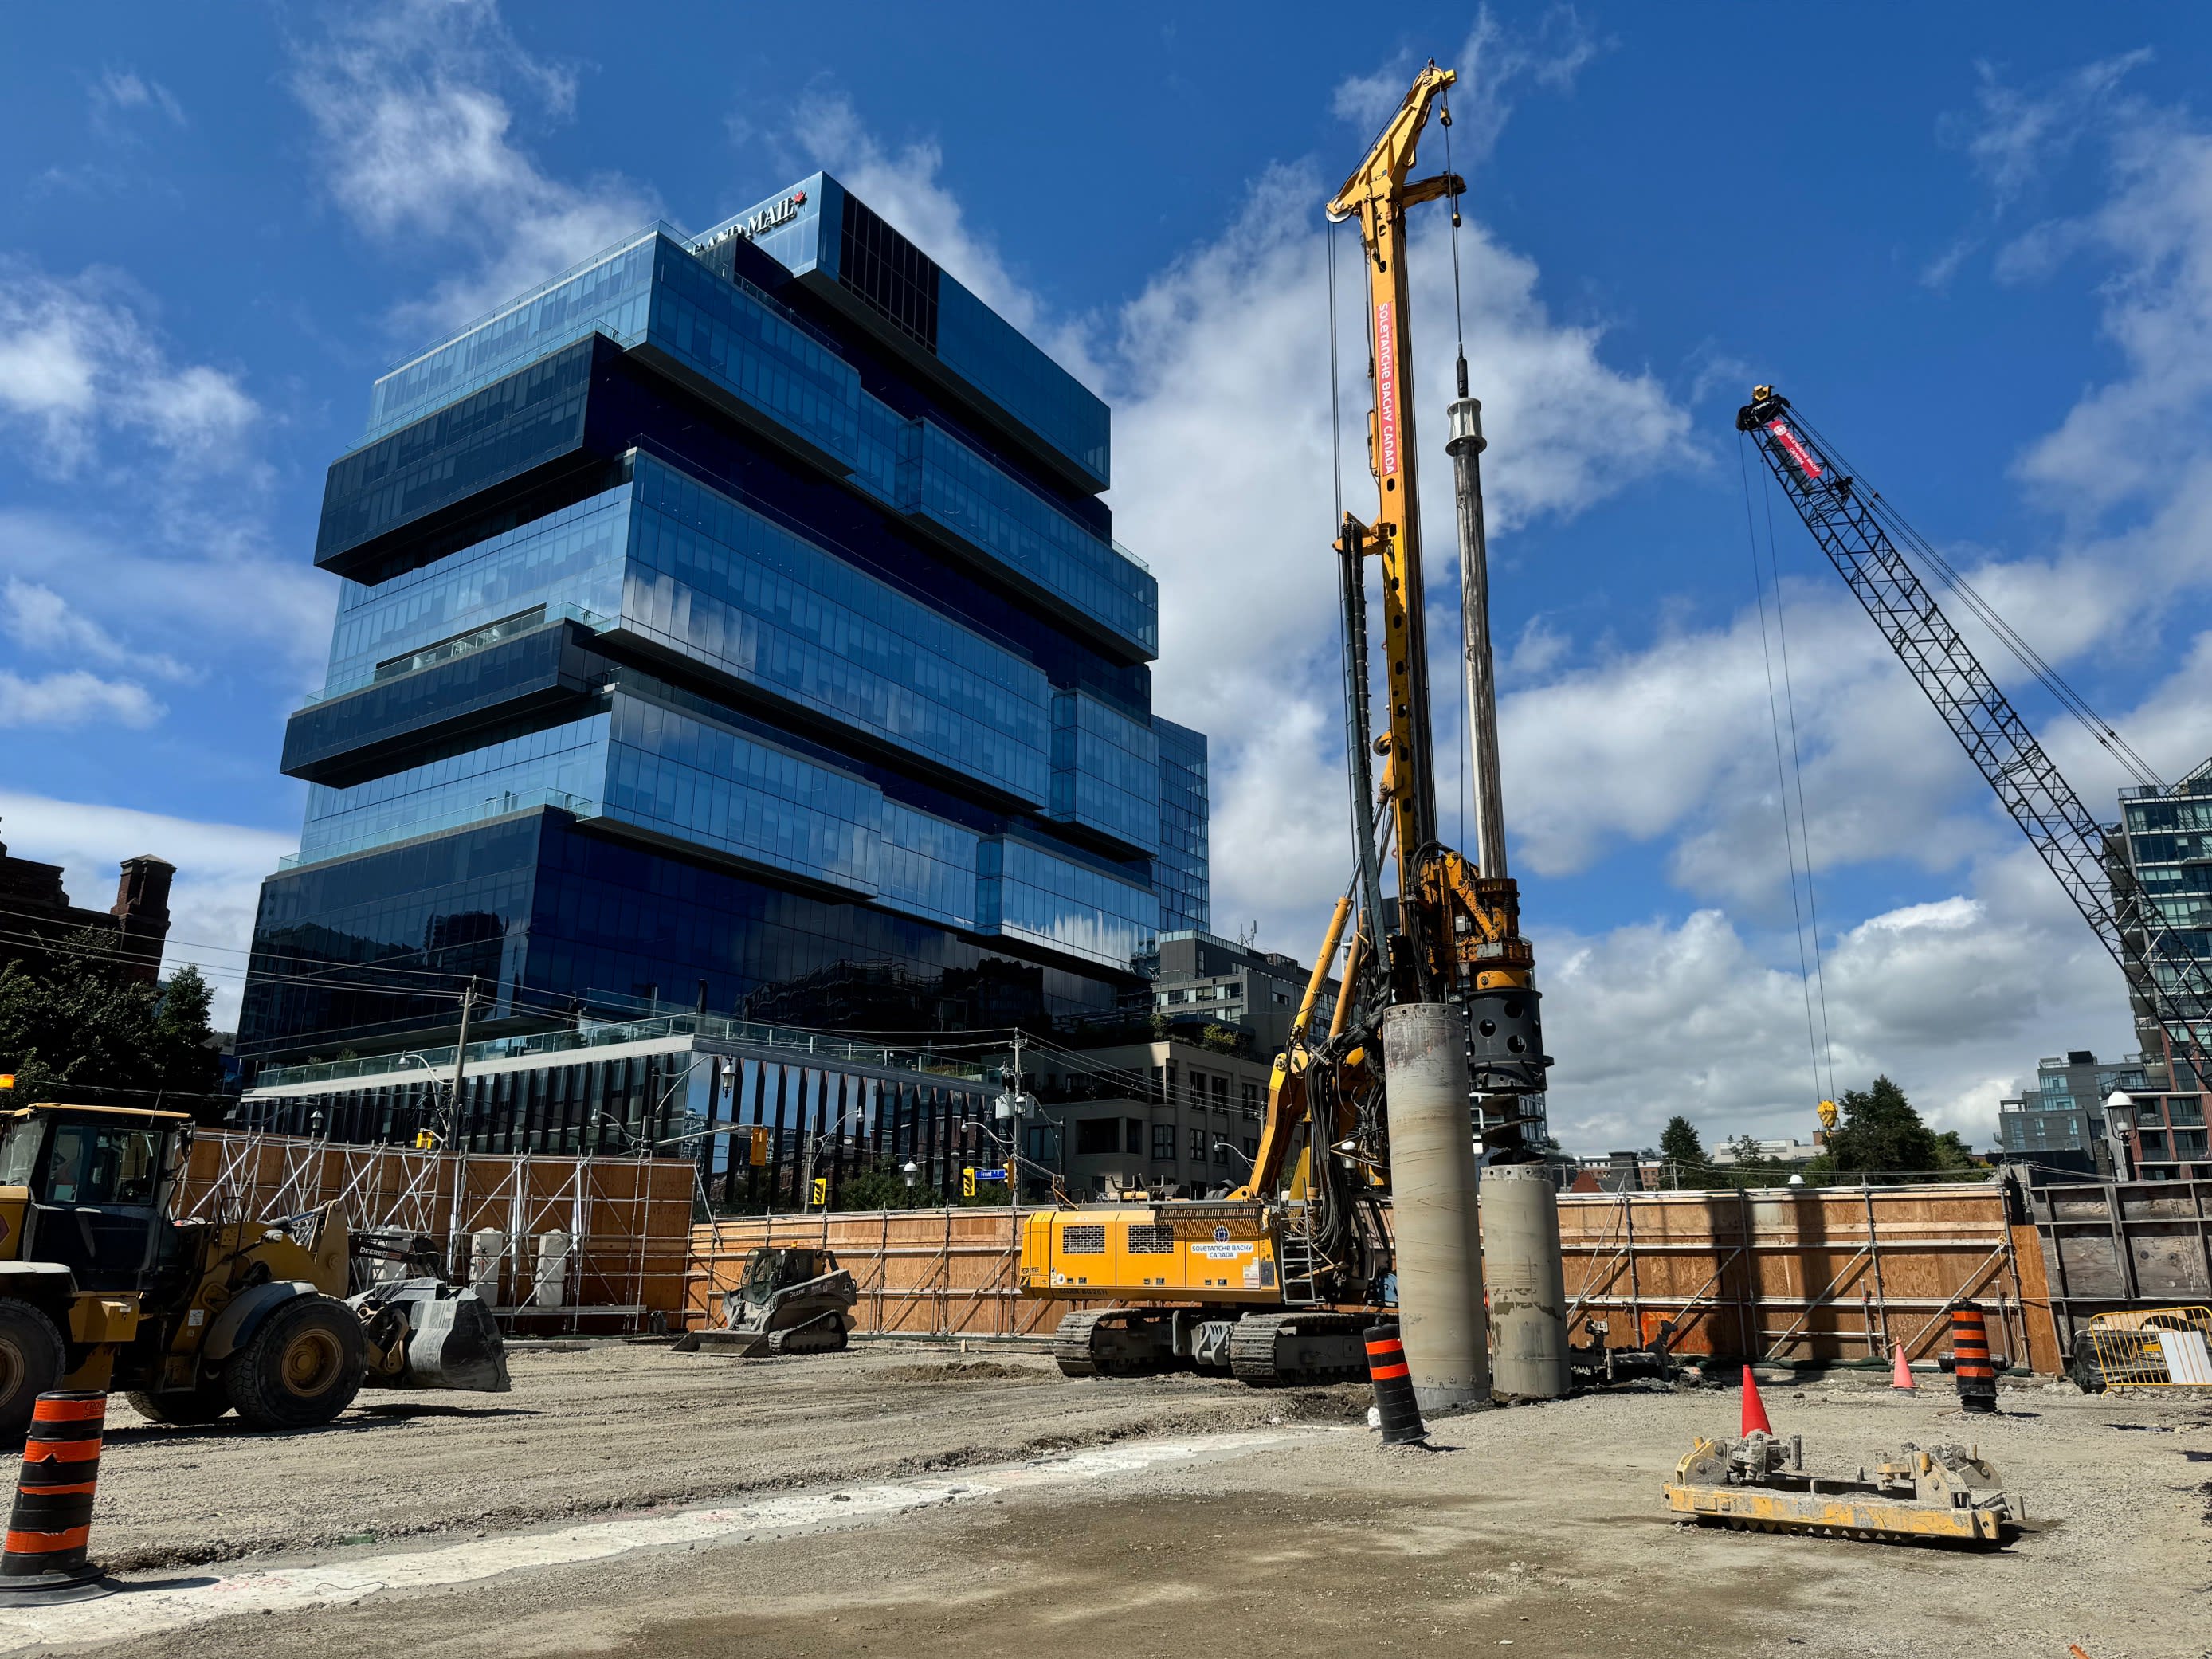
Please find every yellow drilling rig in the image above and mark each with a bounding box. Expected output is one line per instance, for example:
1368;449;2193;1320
1020;63;1551;1386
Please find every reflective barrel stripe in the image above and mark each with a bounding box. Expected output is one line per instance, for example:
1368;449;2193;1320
1369;1362;1410;1381
3;1525;91;1555
25;1398;106;1425
18;1441;101;1468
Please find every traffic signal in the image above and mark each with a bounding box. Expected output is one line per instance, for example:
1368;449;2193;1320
961;1166;976;1198
748;1126;770;1167
414;1129;438;1151
0;1067;15;1093
811;1175;828;1207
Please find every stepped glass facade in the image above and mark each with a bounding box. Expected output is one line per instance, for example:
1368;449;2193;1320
237;175;1206;1077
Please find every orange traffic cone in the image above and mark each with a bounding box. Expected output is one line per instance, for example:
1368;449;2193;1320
1891;1342;1916;1390
1739;1365;1772;1436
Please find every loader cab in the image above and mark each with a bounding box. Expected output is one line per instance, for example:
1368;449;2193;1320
735;1247;837;1310
0;1105;190;1292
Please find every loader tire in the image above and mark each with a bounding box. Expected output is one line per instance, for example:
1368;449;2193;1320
125;1383;232;1426
226;1295;365;1430
0;1297;67;1439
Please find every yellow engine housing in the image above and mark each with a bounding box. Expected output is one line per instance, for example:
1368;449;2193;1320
1018;1202;1284;1304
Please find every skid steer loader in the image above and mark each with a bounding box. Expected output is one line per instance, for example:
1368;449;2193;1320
673;1246;856;1357
0;1101;508;1435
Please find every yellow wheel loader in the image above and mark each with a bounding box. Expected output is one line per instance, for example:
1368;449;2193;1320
0;1102;508;1437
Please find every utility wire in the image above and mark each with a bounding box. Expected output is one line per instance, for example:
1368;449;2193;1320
1740;438;1829;1112
1759;466;1839;1104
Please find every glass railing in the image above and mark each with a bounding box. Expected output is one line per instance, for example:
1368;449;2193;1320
277;788;599;869
300;603;615;705
254;1009;990;1091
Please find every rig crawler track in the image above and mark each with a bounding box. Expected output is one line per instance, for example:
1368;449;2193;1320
1050;1309;1370;1385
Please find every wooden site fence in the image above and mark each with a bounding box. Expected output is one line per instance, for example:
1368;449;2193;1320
690;1208;1077;1337
177;1129;697;1331
1556;1182;2058;1373
691;1184;2065;1372
2018;1175;2212;1354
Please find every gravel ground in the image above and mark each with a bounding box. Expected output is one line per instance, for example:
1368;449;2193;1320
83;1339;1352;1571
49;1348;2212;1658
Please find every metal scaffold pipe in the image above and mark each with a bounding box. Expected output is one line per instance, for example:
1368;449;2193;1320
1380;1002;1488;1412
1447;392;1507;881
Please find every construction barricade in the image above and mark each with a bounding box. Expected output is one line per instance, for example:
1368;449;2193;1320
2085;1306;2212;1388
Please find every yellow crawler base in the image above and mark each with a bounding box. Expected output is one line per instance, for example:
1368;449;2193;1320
1662;1433;2022;1548
1662;1480;2017;1544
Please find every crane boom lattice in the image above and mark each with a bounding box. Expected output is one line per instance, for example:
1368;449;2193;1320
1736;387;2212;1084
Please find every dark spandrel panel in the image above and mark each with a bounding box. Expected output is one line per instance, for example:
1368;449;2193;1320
237;812;1139;1062
316;339;603;575
283;622;608;786
935;276;1109;492
1153;716;1210;935
837;194;938;351
235;817;547;1059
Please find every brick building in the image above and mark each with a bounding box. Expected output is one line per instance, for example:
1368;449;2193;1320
0;834;173;984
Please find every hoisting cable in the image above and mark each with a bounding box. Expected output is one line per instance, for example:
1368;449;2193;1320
1739;437;1831;1112
1441;92;1474;859
1758;461;1839;1104
1328;217;1345;528
1786;409;2163;790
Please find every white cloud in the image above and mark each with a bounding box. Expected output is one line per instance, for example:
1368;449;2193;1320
735;45;2212;1155
0;263;257;472
2;578;193;680
1103;161;1688;947
0;669;160;729
0;510;331;679
91;68;186;130
1539;847;2129;1151
1331;7;1602;167
0;791;297;1028
779;91;1103;388
289;0;657;333
770;48;1685;1051
2010;114;2212;517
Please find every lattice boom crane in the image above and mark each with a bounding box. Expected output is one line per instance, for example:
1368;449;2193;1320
1736;385;2212;1092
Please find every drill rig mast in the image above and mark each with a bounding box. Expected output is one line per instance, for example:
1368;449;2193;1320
1019;64;1549;1386
1323;63;1548;1105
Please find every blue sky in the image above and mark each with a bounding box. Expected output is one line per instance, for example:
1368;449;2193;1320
4;3;2210;1151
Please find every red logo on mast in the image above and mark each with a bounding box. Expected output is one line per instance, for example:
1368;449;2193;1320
1766;418;1823;482
1375;300;1399;478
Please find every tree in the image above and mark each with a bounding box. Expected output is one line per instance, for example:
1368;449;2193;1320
1659;1115;1708;1182
835;1160;942;1210
0;931;226;1122
1822;1076;1977;1179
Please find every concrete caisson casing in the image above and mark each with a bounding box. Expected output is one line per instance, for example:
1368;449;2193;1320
1481;1163;1569;1400
1381;1002;1488;1413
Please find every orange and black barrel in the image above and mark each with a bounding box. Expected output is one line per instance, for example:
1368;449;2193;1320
1950;1304;1998;1414
1364;1323;1427;1445
0;1391;108;1603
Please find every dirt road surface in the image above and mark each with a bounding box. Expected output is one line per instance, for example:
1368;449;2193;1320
15;1343;2211;1658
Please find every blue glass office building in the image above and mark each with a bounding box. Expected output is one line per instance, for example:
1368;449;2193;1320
237;176;1208;1065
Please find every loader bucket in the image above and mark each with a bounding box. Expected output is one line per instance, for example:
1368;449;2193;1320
351;1279;512;1393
